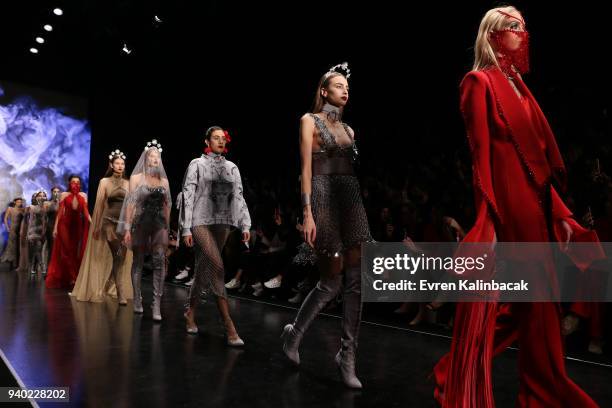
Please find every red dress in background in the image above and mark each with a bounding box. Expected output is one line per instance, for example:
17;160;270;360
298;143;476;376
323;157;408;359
45;193;90;289
433;67;602;407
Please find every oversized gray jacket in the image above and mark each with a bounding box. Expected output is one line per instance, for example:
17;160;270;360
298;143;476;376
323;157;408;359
178;153;251;236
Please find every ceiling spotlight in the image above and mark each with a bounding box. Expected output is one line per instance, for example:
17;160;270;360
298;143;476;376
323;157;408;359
153;15;163;27
30;48;39;54
43;24;53;32
53;8;64;16
122;43;132;55
35;37;45;44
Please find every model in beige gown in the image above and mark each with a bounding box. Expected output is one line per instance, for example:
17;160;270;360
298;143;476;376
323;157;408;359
71;152;133;303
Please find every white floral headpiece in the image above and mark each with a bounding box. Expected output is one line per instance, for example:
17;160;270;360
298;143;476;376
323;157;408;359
108;149;126;161
144;139;163;153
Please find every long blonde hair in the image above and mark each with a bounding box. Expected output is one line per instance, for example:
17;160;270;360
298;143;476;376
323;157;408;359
473;6;521;71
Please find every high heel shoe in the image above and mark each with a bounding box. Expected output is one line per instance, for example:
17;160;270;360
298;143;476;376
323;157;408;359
223;322;244;347
335;347;362;389
426;301;444;312
226;335;245;347
184;312;198;334
562;313;580;336
281;324;301;366
409;313;424;326
151;297;162;321
133;296;144;314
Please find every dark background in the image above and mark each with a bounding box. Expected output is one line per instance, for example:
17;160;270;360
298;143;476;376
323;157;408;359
2;0;611;367
1;0;610;209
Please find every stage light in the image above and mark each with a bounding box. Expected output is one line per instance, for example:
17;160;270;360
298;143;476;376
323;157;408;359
153;15;163;28
122;43;132;55
53;8;64;16
35;37;45;44
30;48;39;54
43;24;53;32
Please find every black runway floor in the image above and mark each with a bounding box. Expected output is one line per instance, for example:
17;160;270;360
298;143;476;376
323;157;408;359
0;265;610;408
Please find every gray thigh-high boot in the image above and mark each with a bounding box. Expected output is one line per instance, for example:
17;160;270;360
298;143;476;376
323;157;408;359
151;249;166;321
28;240;37;274
131;250;144;313
335;265;363;389
281;272;342;365
28;239;42;274
108;239;127;304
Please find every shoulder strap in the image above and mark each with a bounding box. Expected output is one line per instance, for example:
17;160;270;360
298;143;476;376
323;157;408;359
341;122;354;142
308;113;335;149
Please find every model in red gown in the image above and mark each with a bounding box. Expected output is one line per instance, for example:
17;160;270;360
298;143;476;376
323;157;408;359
45;177;91;289
433;7;601;408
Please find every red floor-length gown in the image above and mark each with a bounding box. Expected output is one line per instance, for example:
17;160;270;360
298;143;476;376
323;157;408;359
45;193;90;289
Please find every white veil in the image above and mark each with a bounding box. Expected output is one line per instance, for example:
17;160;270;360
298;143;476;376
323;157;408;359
117;140;171;248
